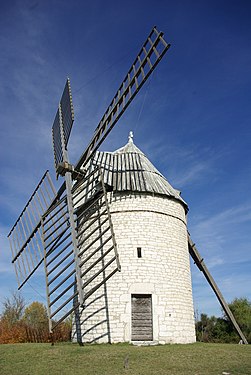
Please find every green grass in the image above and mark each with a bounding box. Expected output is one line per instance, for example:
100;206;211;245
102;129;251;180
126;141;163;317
0;342;250;375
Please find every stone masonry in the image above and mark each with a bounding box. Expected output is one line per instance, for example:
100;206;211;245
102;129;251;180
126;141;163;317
74;190;196;344
73;136;196;344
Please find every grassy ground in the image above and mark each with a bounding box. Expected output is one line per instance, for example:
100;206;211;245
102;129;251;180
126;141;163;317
0;342;250;375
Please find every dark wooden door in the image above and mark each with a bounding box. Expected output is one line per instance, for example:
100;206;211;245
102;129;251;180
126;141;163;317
131;294;153;341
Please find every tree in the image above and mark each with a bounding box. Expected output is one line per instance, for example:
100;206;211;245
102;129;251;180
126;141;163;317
0;291;26;343
195;297;251;343
0;295;71;343
1;291;25;326
226;298;251;343
23;302;48;330
195;313;219;342
22;302;49;342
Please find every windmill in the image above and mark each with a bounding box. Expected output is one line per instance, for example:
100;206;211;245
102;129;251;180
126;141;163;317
7;26;248;345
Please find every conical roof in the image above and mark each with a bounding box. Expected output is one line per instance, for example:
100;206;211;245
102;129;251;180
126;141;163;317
88;132;188;210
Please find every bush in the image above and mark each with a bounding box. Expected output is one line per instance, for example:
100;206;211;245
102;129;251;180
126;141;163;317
0;293;72;344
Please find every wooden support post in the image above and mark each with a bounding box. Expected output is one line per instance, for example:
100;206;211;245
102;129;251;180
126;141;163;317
188;234;248;344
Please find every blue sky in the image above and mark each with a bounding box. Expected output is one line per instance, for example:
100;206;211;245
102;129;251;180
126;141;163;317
0;0;250;318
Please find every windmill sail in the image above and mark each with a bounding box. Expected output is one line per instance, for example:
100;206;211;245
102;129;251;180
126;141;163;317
8;171;58;289
52;78;74;170
42;167;120;331
75;26;170;171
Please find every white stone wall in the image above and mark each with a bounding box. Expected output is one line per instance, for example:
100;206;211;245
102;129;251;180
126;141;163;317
76;191;196;344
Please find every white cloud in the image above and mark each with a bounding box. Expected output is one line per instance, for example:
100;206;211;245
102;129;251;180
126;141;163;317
189;200;251;316
193;203;251;231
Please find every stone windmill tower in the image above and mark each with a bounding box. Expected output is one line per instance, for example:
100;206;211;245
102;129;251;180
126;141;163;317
8;27;248;345
74;131;196;344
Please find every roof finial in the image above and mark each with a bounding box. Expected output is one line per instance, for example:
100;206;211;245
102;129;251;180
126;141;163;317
128;131;134;143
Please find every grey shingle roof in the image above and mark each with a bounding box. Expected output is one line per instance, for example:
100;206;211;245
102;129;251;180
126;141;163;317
86;137;188;210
